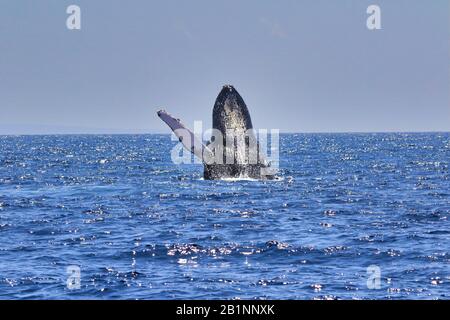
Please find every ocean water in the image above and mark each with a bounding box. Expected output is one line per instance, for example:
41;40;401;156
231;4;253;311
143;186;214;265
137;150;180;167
0;133;449;300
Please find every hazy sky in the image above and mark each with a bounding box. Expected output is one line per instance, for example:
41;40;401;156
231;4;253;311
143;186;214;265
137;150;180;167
0;0;448;134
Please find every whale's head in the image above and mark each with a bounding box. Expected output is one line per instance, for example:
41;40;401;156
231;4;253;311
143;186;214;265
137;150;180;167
212;85;253;134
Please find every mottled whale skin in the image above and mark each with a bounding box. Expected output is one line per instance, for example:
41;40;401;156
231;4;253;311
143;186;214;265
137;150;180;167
158;85;273;180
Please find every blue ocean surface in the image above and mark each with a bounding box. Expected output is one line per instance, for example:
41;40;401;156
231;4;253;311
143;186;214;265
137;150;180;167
0;133;449;300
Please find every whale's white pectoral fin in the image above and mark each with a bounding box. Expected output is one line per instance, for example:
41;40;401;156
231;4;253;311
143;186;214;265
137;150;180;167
157;109;213;163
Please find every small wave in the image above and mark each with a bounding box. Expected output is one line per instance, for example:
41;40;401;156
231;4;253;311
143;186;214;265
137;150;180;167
220;177;259;182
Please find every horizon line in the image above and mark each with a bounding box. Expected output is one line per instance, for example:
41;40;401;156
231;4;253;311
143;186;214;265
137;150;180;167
1;130;449;136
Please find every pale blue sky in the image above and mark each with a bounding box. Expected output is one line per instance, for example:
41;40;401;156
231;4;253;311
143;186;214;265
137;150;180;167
0;0;448;134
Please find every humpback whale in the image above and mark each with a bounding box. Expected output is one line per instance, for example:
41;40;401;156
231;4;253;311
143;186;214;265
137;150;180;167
157;85;275;180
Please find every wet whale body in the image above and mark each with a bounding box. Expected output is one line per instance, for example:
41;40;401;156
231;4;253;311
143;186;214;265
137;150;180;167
157;85;274;180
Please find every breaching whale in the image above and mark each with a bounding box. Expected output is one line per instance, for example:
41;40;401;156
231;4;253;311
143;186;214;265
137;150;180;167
157;85;275;180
